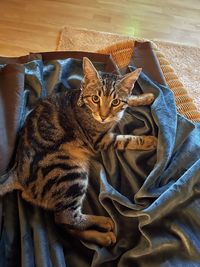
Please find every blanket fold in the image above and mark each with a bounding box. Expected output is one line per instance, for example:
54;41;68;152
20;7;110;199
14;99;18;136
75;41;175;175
0;44;200;267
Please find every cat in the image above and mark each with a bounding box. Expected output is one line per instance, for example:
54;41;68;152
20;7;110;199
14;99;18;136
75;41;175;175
0;57;157;247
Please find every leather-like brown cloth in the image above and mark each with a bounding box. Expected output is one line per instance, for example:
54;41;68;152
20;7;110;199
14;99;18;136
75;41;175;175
0;64;25;174
131;41;167;85
0;43;166;251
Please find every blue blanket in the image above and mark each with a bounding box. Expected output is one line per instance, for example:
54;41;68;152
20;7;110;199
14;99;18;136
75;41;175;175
1;59;200;267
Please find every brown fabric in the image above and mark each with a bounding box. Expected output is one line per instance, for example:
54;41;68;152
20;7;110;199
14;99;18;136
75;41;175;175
0;54;42;64
99;40;167;85
97;40;135;70
131;41;167;85
0;64;25;174
98;41;167;85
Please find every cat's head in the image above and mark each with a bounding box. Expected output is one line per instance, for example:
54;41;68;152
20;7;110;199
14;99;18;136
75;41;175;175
78;57;142;124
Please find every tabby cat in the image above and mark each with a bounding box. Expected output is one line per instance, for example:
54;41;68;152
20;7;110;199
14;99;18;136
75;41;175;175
0;57;157;246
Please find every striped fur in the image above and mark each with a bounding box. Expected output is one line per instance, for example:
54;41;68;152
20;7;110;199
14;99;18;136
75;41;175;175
0;57;157;246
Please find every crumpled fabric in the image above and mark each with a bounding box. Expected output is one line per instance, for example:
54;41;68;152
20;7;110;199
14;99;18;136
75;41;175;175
0;57;200;267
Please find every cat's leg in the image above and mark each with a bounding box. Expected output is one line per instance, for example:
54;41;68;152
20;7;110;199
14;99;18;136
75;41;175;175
67;228;116;247
53;171;114;232
55;209;114;232
114;135;157;151
96;133;157;151
128;93;155;107
55;210;116;246
53;169;116;246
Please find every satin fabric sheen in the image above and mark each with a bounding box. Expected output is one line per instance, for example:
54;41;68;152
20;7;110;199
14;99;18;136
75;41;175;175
0;50;200;267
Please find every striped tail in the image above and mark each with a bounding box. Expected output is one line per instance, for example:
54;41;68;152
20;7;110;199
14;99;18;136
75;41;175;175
0;170;22;196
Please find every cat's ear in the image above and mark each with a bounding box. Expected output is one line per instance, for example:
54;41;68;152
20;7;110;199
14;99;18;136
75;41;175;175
83;57;100;83
119;68;142;93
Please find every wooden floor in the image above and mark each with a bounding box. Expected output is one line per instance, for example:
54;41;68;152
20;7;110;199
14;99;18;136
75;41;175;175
0;0;200;56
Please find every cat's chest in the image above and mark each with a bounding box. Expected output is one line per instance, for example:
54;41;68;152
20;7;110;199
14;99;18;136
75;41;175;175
59;140;91;167
84;120;100;137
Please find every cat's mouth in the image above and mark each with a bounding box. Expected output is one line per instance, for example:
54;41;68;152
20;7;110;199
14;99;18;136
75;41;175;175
92;113;113;124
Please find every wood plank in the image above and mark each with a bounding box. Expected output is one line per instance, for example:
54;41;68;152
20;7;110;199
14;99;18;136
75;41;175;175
0;0;199;56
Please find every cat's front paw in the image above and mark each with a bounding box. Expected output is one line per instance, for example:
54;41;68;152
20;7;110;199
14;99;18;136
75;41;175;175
66;228;116;247
115;135;158;151
143;93;155;105
128;93;155;107
141;136;157;150
96;231;116;247
93;216;115;232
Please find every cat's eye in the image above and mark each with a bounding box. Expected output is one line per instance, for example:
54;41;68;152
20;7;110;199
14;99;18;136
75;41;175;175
112;99;121;106
92;95;100;103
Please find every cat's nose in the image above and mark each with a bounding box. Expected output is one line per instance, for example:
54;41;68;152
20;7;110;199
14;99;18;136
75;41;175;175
100;115;107;121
